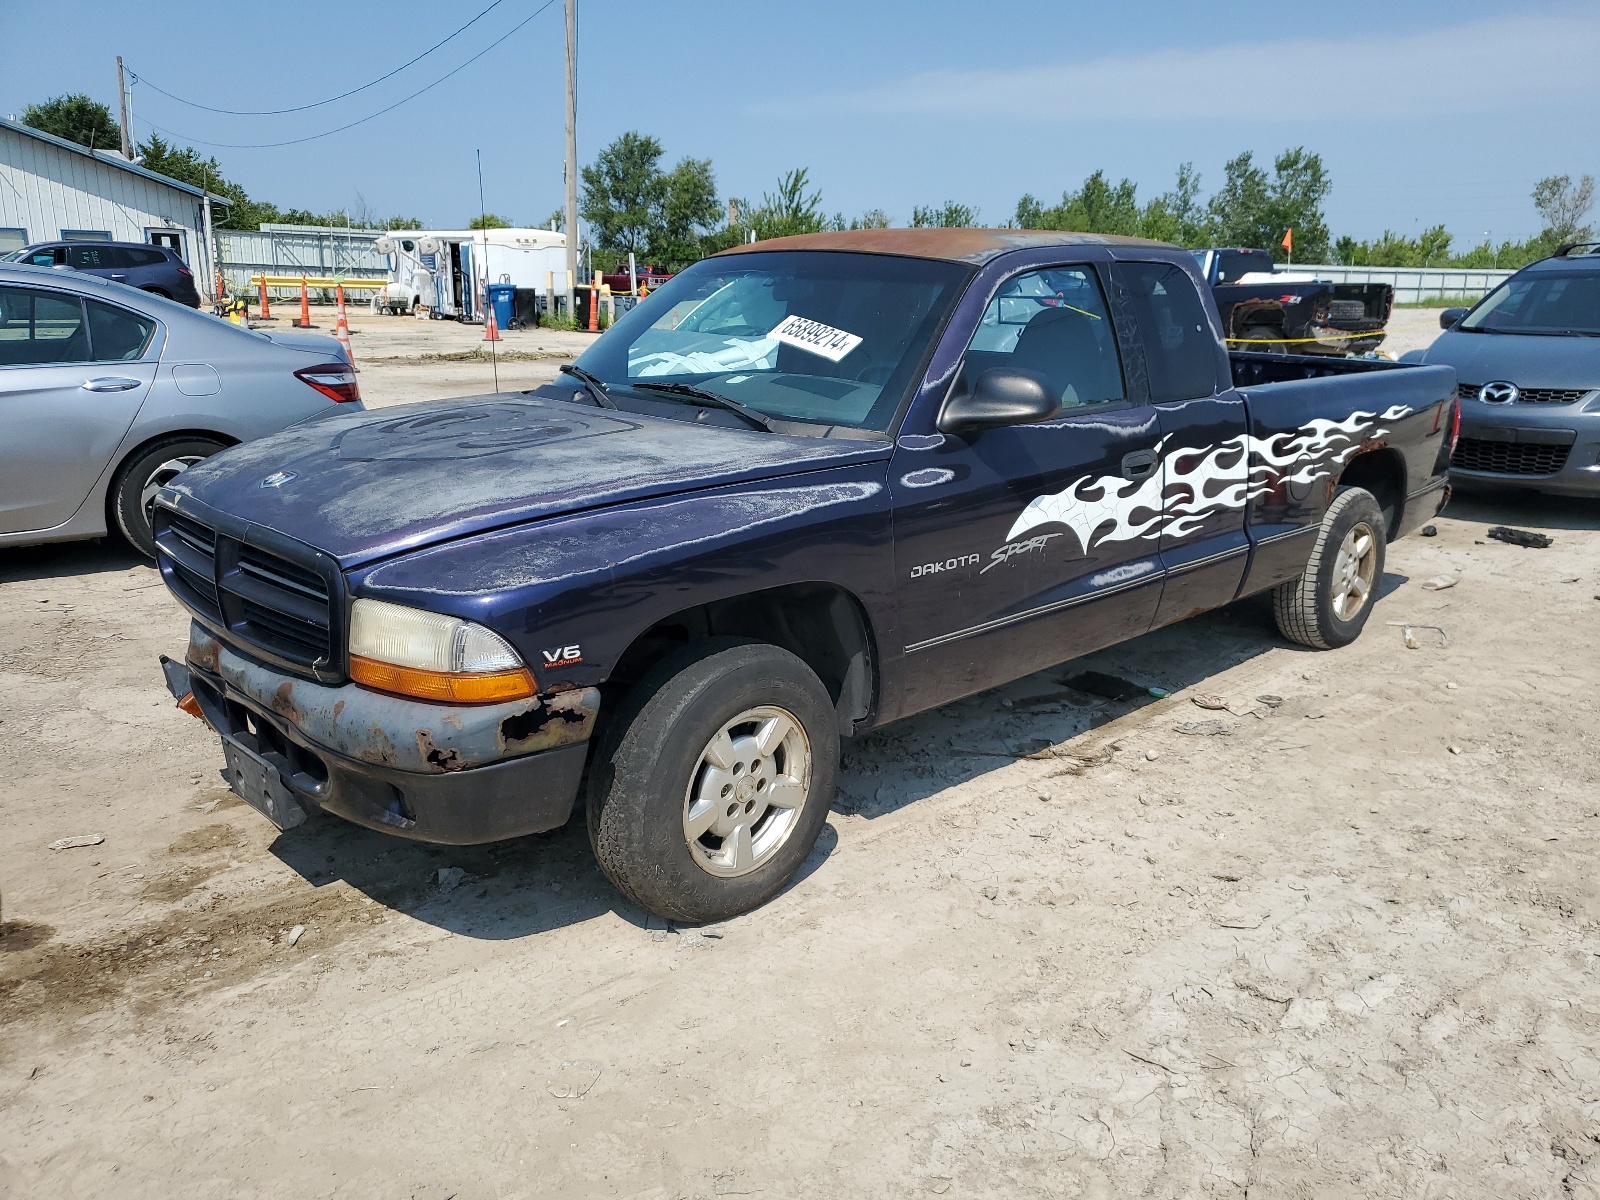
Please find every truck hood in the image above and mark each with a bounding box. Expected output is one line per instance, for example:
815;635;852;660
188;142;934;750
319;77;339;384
165;392;890;567
1422;329;1600;390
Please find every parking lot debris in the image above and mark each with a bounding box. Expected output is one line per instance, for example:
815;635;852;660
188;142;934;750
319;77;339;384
436;866;465;893
47;834;104;850
1176;720;1231;737
1449;746;1463;755
1487;526;1553;549
1422;575;1459;591
1147;686;1172;698
1144;749;1160;761
545;1060;601;1099
1192;693;1228;710
1387;621;1449;648
286;924;306;947
1421;525;1438;537
1255;694;1285;708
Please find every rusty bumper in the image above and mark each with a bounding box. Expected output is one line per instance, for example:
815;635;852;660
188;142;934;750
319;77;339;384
179;623;600;844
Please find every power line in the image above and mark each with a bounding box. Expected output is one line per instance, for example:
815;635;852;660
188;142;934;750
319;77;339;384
140;0;558;150
130;0;510;117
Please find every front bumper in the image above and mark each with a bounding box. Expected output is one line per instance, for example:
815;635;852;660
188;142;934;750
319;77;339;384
1451;397;1600;496
173;623;599;844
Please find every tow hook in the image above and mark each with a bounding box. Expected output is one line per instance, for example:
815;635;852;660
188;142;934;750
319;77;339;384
159;654;205;721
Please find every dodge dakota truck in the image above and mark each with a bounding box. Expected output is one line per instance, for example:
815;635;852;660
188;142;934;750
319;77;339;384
154;229;1457;922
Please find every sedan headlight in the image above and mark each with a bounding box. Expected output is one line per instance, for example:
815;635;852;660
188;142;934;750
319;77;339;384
348;598;534;704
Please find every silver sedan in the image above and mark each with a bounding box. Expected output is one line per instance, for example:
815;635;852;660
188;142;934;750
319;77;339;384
0;262;360;557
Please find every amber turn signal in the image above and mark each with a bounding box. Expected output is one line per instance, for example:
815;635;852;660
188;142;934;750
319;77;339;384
176;692;204;719
349;655;536;704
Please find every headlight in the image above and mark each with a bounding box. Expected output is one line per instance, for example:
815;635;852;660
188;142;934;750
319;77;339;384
347;598;535;704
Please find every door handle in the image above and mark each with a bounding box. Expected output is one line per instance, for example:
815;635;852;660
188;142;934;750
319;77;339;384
1121;449;1159;481
83;377;143;392
110;273;127;280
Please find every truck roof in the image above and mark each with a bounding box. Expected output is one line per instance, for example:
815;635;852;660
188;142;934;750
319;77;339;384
713;228;1174;266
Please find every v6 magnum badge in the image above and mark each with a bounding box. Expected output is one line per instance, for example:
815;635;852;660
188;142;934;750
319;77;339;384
541;644;583;667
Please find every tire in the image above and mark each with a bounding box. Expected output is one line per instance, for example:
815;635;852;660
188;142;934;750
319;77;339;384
1240;325;1288;354
587;638;840;923
1271;486;1387;650
110;436;228;558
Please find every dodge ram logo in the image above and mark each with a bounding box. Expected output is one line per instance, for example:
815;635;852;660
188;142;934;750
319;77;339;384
1480;381;1520;404
259;471;297;489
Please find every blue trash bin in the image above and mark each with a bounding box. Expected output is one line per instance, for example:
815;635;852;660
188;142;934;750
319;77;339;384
486;283;516;330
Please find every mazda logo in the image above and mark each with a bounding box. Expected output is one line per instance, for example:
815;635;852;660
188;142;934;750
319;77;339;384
1480;381;1520;404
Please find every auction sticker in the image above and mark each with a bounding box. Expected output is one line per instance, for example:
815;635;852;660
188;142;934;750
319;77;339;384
768;314;863;362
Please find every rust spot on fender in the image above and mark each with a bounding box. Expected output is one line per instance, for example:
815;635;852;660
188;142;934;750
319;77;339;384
499;687;600;755
271;680;301;723
416;729;464;772
332;699;345;720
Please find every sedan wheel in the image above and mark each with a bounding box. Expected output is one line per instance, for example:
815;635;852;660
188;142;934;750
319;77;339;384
111;436;227;558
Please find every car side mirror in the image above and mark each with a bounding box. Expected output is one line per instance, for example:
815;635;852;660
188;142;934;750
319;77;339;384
1440;307;1468;330
937;367;1061;434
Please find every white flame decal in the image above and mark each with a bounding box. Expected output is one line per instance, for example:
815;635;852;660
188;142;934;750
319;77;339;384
1006;407;1409;552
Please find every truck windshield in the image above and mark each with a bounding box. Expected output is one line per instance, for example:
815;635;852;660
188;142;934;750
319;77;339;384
1460;271;1600;335
573;251;972;431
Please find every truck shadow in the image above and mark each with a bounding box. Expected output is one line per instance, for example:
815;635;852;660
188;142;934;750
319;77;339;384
265;802;838;940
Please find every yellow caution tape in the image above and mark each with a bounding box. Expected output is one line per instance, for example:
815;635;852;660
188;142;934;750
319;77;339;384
1227;329;1384;344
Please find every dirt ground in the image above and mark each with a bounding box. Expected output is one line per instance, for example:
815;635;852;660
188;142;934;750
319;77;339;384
5;309;1599;1199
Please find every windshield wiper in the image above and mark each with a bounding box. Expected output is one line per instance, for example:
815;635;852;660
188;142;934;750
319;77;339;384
630;381;777;432
558;364;618;408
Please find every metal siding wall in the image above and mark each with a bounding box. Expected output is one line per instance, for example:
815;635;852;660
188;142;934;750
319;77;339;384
1290;264;1517;304
215;227;390;291
0;127;202;254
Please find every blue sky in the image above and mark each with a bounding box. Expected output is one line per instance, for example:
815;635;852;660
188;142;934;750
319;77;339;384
6;1;1598;248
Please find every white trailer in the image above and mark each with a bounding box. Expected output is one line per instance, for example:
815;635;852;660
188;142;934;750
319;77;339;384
373;228;568;320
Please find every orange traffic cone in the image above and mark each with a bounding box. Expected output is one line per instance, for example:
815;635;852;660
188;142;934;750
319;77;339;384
334;284;355;362
296;277;311;329
257;277;271;321
483;301;501;342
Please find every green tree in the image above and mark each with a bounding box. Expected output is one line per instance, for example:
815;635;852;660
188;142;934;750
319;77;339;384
1139;163;1209;246
1531;174;1595;245
852;208;891;230
581;131;668;258
1013;171;1139;235
469;213;512;229
751;168;826;239
657;156;720;265
580;132;721;267
910;200;979;228
1207;148;1330;261
22;94;121;151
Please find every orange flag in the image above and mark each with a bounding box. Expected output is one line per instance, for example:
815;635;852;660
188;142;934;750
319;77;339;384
1281;228;1294;254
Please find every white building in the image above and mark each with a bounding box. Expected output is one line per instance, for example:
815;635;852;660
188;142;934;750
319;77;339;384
0;116;224;294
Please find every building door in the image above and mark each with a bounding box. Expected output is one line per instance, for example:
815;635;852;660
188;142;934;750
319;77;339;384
147;229;186;261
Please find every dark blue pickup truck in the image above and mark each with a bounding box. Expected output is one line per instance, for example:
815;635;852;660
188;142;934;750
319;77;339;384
154;230;1458;921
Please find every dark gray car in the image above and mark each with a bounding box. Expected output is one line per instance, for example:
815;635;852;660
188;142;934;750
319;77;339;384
0;262;360;557
1406;245;1600;496
5;240;203;307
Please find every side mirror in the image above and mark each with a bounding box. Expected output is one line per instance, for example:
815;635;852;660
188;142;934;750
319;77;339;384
1440;307;1469;330
937;367;1061;434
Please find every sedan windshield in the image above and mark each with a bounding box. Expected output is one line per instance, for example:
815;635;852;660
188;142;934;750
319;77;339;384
573;251;972;432
1460;271;1600;335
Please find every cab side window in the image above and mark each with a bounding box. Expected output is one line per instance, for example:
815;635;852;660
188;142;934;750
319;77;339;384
0;286;91;366
1114;263;1218;403
69;245;110;270
964;266;1124;410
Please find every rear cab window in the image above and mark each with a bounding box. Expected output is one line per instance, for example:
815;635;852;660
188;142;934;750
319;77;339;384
1114;262;1220;402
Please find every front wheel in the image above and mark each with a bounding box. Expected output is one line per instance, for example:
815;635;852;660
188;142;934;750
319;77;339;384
587;639;839;923
111;436;227;558
1271;486;1387;649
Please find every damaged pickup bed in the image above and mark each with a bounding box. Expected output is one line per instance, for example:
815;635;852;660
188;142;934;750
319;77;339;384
155;228;1458;923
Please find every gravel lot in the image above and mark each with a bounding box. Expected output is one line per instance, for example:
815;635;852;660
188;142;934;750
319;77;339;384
5;308;1599;1198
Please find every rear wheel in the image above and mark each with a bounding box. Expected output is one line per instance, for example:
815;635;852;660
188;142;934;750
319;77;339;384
1272;486;1386;649
587;638;839;923
110;436;227;558
1239;325;1288;353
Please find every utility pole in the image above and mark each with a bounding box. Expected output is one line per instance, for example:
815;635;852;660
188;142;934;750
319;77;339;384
115;56;131;159
563;0;578;321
